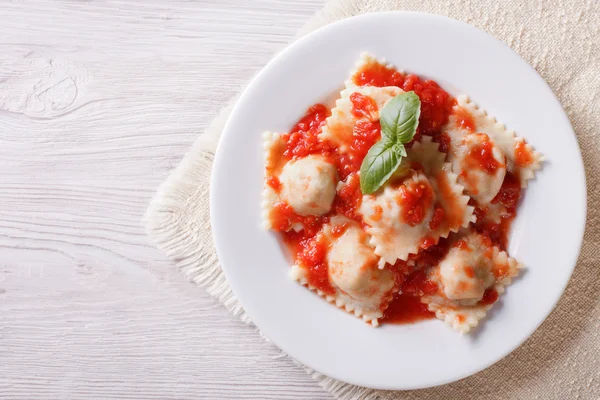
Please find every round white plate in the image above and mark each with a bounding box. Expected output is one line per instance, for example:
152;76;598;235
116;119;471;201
210;12;586;390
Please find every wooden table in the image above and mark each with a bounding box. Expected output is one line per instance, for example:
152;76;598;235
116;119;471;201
1;1;333;398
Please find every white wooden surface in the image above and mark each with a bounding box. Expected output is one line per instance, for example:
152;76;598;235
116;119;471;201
0;1;334;399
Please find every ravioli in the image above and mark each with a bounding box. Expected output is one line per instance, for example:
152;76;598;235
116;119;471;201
279;155;337;216
359;137;474;267
444;96;543;189
441;96;543;222
262;131;338;231
422;232;522;333
290;216;397;326
451;132;507;204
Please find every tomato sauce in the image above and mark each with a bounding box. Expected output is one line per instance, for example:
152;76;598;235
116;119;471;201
397;180;434;226
465;134;504;174
420;236;436;250
402;270;439;296
283;104;330;159
492;172;521;212
370;205;383;222
479;288;499;305
332;173;362;222
382;269;440;323
352;62;456;138
454;107;476;132
382;293;434;323
271;203;323;236
381;238;452;325
330;223;349;238
453;239;471;251
283;230;335;295
470;172;521;250
429;204;445;230
515;141;534;167
463;266;476;278
434;171;463;229
432;131;451;153
278;101;383;182
266;176;281;192
346;120;381;173
350;92;378;119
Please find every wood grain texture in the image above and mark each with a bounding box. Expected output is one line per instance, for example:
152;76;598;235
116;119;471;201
0;1;333;399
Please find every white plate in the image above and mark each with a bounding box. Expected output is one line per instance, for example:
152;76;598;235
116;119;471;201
210;12;586;390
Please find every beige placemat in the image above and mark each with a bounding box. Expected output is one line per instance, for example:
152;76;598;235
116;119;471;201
145;0;600;398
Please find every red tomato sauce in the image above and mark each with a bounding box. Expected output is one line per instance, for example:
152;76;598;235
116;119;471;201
453;239;471;251
382;293;434;323
454;107;476;132
429;204;445;230
402;270;439;296
515;141;534;167
266;176;282;192
413;238;451;270
434;171;463;229
282;104;330;159
470;171;521;250
352;61;456;138
332;173;362;223
465;134;504;174
382;269;440;323
350;92;378;119
479;288;499;305
432;131;451;153
384;249;442;325
492;172;521;212
463;266;476;278
283;230;335;295
271;203;323;236
345;120;381;175
397;180;434;227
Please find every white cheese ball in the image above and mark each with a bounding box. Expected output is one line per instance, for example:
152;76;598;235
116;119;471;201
326;223;394;301
439;240;495;303
458;133;507;204
279;155;337;216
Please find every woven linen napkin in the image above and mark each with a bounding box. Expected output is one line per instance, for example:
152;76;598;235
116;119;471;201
145;0;600;398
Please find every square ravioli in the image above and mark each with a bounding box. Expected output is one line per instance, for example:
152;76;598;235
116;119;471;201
442;96;543;222
422;231;522;333
357;136;474;267
261;53;541;333
289;216;398;326
261;106;340;232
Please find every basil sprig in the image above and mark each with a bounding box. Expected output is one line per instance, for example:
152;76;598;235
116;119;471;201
359;91;421;194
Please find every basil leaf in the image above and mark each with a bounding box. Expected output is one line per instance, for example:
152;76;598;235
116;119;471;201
380;91;421;143
359;139;403;194
393;142;407;157
358;91;421;194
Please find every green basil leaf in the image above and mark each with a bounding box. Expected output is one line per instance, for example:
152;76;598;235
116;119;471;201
380;91;421;144
393;142;407;157
360;139;403;194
